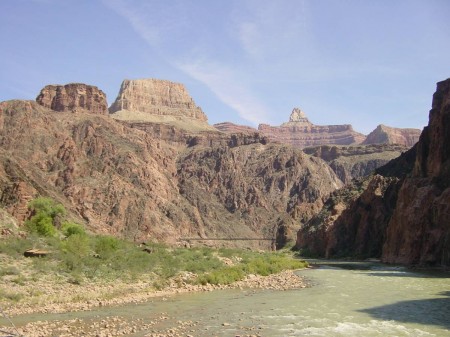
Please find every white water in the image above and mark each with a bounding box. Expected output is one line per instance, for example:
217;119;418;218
3;260;450;336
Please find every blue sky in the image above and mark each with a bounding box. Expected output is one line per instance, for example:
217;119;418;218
1;0;449;134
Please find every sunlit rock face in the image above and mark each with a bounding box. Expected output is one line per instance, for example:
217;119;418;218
36;83;108;115
363;124;421;147
257;108;366;149
109;78;208;122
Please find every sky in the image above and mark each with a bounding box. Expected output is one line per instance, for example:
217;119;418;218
1;0;449;134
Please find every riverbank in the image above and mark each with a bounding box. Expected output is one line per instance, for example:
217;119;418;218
1;268;307;317
1;268;307;337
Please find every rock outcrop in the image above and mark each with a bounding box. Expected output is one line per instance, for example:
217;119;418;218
303;144;409;184
109;79;209;124
213;122;258;134
296;175;402;258
258;108;366;148
382;78;450;265
363;124;421;147
178;142;342;247
296;78;450;266
36;83;108;114
0;82;344;249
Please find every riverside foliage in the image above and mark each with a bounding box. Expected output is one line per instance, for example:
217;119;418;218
0;198;308;288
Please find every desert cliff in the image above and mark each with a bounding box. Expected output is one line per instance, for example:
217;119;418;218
296;78;450;266
0;80;344;248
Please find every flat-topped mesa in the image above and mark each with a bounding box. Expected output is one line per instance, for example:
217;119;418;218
36;83;108;115
258;108;365;148
109;79;208;122
362;124;421;147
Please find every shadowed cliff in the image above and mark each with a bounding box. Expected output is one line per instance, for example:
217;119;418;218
296;78;450;266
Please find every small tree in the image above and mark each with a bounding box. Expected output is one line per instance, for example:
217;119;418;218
25;197;66;237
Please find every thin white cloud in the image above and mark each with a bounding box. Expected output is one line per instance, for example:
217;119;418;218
177;59;271;125
102;0;160;46
233;0;310;61
101;0;273;125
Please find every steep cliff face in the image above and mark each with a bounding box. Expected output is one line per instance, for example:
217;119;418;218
303;144;409;184
36;83;108;115
382;78;450;265
178;143;343;247
109;79;210;126
0;82;344;248
296;78;450;266
258;108;366;148
0;99;191;242
363;124;421;147
297;175;401;258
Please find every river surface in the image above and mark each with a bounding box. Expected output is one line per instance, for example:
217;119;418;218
4;260;450;336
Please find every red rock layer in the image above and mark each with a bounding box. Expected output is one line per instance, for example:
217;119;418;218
36;83;108;115
213;122;258;134
363;124;421;147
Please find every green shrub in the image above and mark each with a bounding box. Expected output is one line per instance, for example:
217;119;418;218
0;236;35;257
25;213;56;236
94;235;121;259
61;222;86;237
196;266;245;285
59;233;92;275
27;197;66;219
25;197;66;237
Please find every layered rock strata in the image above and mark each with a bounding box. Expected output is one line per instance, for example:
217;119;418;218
303;144;408;184
363;124;421;147
109;79;208;121
258;108;366;148
0;82;343;248
36;83;108;114
213;122;258;134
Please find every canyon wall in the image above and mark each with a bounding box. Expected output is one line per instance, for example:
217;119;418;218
296;78;450;266
257;108;366;148
382;78;450;265
303;144;408;184
0;81;343;248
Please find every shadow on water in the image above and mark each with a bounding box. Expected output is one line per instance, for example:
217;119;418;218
363;271;450;278
359;291;450;330
307;259;450;278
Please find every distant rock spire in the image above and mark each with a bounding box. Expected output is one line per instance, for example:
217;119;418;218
289;108;307;122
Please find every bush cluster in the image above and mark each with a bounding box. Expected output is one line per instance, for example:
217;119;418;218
0;197;308;287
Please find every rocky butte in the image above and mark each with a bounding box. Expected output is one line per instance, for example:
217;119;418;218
257;108;366;148
363;124;421;147
36;83;108;115
216;108;421;149
296;78;450;266
109;79;215;131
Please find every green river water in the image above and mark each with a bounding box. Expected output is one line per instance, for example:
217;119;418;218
2;260;450;336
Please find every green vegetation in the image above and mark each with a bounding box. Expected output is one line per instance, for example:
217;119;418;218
0;197;308;288
25;197;66;237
